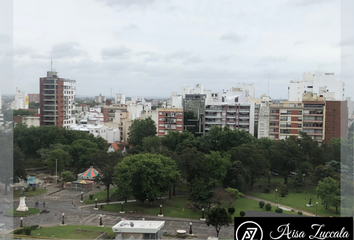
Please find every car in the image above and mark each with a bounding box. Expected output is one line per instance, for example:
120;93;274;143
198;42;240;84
271;171;279;176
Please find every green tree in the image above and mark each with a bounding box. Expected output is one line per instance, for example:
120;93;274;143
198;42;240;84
45;149;72;176
68;139;99;173
312;165;340;185
292;170;305;192
29;102;40;109
228;142;270;191
128;117;157;150
142;136;169;155
13;144;28;183
92;150;124;202
206;207;231;237
114;153;180;203
316;177;340;213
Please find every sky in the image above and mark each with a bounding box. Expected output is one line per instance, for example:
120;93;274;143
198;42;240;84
1;0;353;100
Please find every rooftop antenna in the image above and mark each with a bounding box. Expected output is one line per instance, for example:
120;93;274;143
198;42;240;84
51;59;53;71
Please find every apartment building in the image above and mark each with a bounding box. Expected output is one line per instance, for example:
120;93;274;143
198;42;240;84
204;102;254;134
157;108;183;136
268;94;325;141
28;94;40;103
39;70;76;128
324;101;348;141
183;94;206;136
103;104;128;122
69;123;120;143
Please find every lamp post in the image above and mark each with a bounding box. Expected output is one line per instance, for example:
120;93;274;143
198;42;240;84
200;208;206;221
119;202;125;213
60;213;66;226
316;202;318;217
189;222;193;235
158;205;163;217
80;192;83;202
20;217;23;228
55;159;58;183
98;214;103;227
275;188;278;203
94;198;98;210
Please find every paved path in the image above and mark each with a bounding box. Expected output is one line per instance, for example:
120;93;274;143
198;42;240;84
243;194;318;217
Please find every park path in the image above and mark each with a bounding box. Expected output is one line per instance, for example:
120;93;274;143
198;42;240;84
242;194;318;217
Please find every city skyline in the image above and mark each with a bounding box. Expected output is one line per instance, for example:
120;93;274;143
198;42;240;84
3;0;352;99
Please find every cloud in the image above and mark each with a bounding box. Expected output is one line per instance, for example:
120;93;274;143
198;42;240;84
122;24;139;31
49;42;87;59
164;50;192;62
183;56;203;65
291;0;334;7
0;34;11;44
336;38;354;47
219;32;242;43
97;0;157;10
101;45;132;59
136;51;160;62
259;55;288;63
216;54;237;62
294;41;306;46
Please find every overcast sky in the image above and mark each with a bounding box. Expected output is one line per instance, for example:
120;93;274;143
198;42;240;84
2;0;352;99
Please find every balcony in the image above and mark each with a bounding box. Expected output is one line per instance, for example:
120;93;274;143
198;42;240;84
239;122;249;125
239;109;250;113
205;109;222;113
227;115;236;118
227;108;237;112
205;121;222;124
239;116;249;120
205;115;222;118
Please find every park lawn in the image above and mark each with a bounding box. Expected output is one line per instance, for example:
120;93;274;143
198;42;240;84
13;188;47;198
28;225;115;239
5;207;40;217
83;187;117;204
101;196;299;219
247;176;341;217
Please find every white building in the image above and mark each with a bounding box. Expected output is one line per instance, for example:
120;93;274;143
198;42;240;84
237;82;255;99
167;92;183;108
69;124;120;143
95;94;106;104
112;220;165;240
257;95;272;139
115;94;126;104
288;72;345;101
12;87;28;110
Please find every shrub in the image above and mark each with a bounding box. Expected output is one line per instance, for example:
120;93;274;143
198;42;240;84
13;229;24;235
63;174;75;182
263;188;271;193
89;194;93;200
298;211;303;215
259;201;265;208
275;207;283;213
240;211;245;217
24;187;29;192
23;227;31;235
32;186;36;191
29;225;39;230
228;207;235;215
265;203;272;211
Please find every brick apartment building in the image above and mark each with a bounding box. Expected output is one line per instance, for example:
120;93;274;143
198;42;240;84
157;108;183;136
39;70;76;128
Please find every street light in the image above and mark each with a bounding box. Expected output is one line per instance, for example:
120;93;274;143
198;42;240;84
94;198;98;210
20;217;23;228
275;188;278;203
61;213;66;226
99;214;103;227
158;205;163;217
80;192;83;202
201;208;205;221
55;159;58;183
189;222;193;235
120;202;125;213
316;202;318;217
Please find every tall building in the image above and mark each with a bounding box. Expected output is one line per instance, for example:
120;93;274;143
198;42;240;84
115;93;126;104
324;101;348;142
12;87;28;110
28;93;40;103
183;94;206;136
39;70;76;129
157;108;183;136
95;94;106;104
288;72;345;101
257;95;272;138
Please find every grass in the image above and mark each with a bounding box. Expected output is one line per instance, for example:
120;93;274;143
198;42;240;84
100;196;299;219
83;187;117;204
246;176;341;217
20;225;115;239
5;207;40;217
13;188;47;198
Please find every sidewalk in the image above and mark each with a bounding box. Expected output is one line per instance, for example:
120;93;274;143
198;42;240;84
243;194;318;217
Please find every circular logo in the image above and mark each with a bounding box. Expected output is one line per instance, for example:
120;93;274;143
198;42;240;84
235;221;263;240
